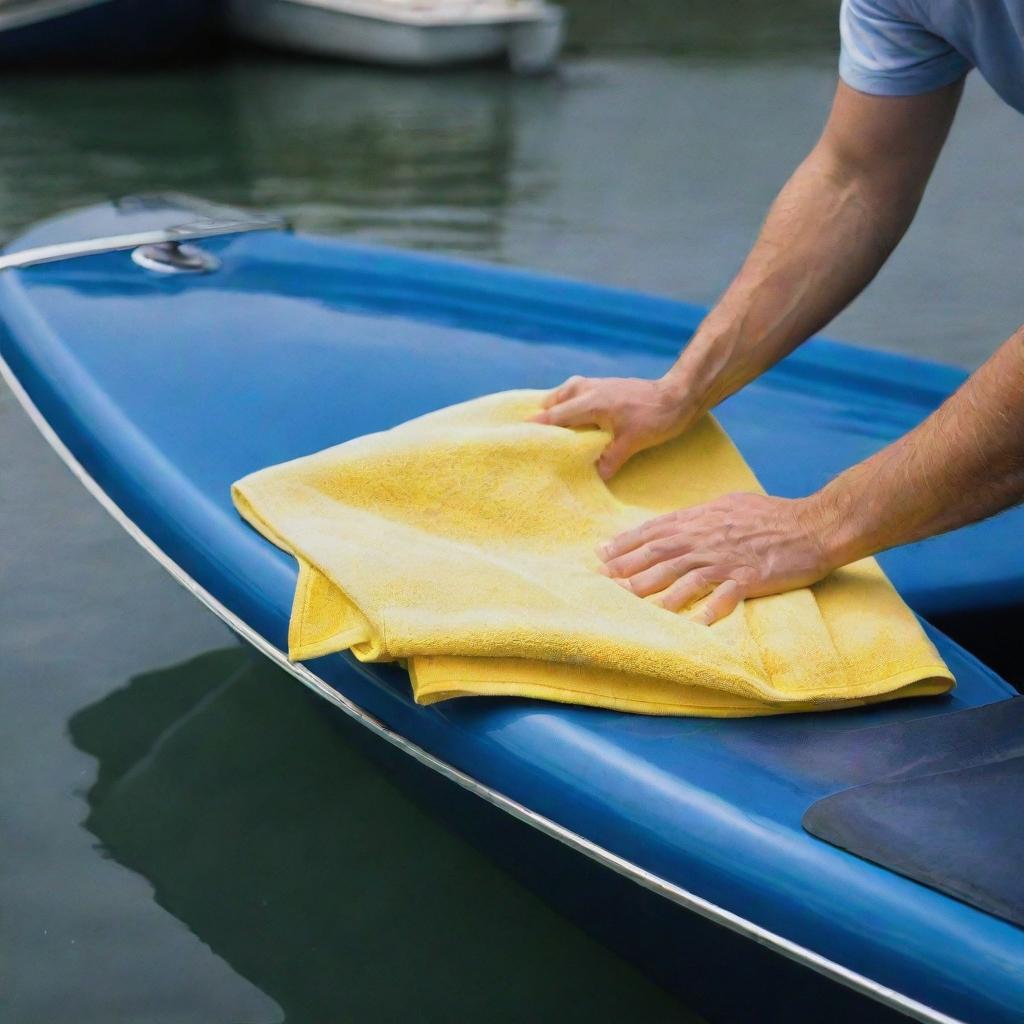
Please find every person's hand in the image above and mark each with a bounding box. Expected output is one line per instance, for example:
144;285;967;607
531;375;695;479
597;492;837;624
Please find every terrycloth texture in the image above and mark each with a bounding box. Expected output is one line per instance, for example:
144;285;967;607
232;390;954;716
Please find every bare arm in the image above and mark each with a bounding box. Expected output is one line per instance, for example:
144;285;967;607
662;79;961;409
535;79;963;478
817;327;1024;564
598;326;1024;625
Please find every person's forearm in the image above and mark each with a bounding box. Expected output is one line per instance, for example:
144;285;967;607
661;82;962;418
810;326;1024;566
664;149;911;412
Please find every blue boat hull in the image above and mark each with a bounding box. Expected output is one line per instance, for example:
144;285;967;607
0;0;220;67
3;198;1023;1023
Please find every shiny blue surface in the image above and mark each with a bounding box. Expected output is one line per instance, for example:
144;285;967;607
3;205;1023;1022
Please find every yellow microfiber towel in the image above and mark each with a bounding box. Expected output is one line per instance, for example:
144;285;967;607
231;390;954;716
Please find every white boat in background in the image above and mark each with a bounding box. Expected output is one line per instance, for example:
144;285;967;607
226;0;565;73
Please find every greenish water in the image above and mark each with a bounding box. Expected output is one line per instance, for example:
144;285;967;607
2;8;1023;1022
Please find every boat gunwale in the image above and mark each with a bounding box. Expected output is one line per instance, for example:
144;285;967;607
0;326;967;1024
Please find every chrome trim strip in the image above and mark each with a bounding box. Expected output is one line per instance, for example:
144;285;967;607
0;216;286;273
0;349;964;1024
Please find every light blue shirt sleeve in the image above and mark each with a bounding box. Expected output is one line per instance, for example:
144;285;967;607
839;0;971;96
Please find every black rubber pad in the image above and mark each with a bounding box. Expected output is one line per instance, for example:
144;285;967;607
803;697;1024;926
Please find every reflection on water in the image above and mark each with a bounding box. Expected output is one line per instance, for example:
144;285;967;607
563;0;838;56
0;60;530;253
69;646;691;1022
223;60;527;250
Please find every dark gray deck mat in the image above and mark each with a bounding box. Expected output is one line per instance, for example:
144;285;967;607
803;698;1024;927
